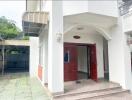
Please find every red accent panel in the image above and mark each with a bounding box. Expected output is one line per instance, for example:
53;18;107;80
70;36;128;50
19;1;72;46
38;65;42;80
90;44;98;81
64;43;78;81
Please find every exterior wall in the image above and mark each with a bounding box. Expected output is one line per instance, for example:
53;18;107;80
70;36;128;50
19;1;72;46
108;19;125;86
124;34;132;92
63;1;88;16
41;0;118;17
108;17;132;91
77;46;88;73
39;28;49;84
88;1;118;17
64;32;104;78
63;0;118;17
29;37;39;78
26;0;38;11
122;13;132;32
42;0;51;12
121;12;132;91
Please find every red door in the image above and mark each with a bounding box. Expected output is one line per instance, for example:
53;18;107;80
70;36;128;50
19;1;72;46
64;44;78;81
90;44;97;81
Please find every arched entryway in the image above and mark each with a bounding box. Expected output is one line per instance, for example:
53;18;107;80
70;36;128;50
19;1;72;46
64;24;110;82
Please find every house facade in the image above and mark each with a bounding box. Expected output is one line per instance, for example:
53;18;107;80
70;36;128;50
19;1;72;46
22;0;132;95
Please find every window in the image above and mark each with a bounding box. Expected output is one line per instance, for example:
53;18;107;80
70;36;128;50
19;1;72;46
64;51;70;63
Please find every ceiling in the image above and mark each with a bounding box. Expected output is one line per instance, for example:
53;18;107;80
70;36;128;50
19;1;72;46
64;12;117;40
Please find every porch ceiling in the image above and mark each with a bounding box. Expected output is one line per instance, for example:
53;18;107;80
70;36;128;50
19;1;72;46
64;12;117;40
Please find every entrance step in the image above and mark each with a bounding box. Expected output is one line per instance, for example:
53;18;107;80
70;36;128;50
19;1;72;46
54;86;129;100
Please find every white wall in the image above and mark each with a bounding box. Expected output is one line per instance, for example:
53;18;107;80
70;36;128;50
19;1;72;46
42;0;118;17
108;18;126;87
64;32;104;78
27;0;38;11
124;34;132;92
39;28;49;84
63;1;88;16
77;46;88;73
123;13;132;33
42;0;51;12
88;1;118;17
29;37;39;78
108;17;132;92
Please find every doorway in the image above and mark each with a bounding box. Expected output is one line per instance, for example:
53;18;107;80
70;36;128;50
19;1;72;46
64;43;97;82
77;46;90;80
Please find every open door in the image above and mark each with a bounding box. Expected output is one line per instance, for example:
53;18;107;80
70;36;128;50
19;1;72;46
64;44;78;81
90;44;97;81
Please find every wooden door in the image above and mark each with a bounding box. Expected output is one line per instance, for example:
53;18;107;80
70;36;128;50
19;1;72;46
90;44;97;81
64;44;78;81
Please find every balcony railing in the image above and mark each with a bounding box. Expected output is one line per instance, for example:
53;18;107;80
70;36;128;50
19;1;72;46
119;0;132;16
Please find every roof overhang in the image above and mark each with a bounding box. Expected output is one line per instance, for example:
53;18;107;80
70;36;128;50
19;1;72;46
0;40;29;46
22;12;49;36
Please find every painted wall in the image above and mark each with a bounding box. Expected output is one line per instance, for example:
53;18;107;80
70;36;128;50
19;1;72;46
63;1;88;16
108;18;126;87
39;28;49;84
122;13;132;33
26;0;38;11
77;46;88;73
64;32;104;78
29;37;39;78
63;0;118;17
88;1;118;17
41;0;118;17
108;17;132;92
42;0;51;12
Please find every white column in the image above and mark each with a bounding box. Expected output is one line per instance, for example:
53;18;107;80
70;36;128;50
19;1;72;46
42;31;48;84
48;1;64;93
29;37;39;78
108;17;132;91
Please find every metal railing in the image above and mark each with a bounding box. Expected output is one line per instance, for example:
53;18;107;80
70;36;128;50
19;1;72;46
119;0;132;16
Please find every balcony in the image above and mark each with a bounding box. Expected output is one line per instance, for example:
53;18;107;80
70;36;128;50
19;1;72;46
22;12;49;36
119;0;132;16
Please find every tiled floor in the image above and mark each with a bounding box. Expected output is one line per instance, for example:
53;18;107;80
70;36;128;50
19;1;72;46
91;93;132;100
53;79;132;100
0;72;51;100
64;79;120;94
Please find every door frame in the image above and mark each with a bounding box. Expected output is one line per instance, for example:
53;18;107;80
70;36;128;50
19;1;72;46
64;42;98;81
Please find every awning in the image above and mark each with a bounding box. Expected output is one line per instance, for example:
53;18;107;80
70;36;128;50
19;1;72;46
22;12;49;36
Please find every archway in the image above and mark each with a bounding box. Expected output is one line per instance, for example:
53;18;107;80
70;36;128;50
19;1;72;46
63;24;110;82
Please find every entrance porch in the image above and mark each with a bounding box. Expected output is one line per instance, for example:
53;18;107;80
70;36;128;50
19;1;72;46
54;79;129;100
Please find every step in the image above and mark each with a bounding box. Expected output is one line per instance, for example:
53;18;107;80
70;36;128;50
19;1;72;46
54;87;129;100
88;92;132;100
54;86;121;98
76;89;129;100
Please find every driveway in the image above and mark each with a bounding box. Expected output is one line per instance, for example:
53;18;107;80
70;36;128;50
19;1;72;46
0;72;51;100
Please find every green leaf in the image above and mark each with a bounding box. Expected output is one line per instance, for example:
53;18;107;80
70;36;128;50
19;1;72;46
0;16;21;39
